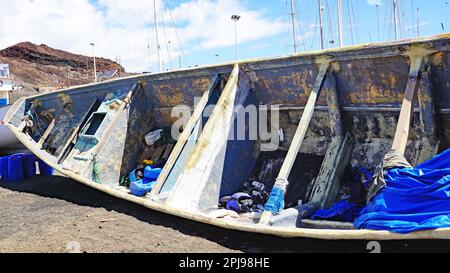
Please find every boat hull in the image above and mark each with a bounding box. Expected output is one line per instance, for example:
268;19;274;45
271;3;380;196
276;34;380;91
5;34;450;240
0;105;26;154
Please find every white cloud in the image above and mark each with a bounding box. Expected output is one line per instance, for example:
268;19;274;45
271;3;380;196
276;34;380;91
0;0;285;72
169;0;285;50
366;0;381;6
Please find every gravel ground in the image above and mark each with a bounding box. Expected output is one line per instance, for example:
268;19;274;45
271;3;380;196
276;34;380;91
1;175;450;253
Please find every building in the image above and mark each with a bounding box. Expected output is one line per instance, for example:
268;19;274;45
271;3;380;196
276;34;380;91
0;64;13;106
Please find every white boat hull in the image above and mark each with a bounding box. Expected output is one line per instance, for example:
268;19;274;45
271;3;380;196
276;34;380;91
0;105;26;154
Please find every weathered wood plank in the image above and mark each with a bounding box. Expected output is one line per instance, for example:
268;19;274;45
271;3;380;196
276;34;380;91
308;72;352;209
37;119;56;149
76;84;138;175
57;99;99;164
266;73;352;227
416;68;439;163
151;145;166;163
308;133;353;208
299;219;355;230
277;62;330;180
324;73;343;138
150;75;220;197
259;62;329;224
165;64;252;211
391;56;424;154
162;143;175;161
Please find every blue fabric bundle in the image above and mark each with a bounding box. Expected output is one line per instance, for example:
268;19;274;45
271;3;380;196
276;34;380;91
130;180;156;197
354;148;450;233
311;200;363;222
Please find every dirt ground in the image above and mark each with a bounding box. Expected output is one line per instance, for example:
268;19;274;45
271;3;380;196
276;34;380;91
1;175;450;253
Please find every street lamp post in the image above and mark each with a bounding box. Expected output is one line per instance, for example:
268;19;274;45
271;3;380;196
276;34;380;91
90;43;97;83
231;15;241;60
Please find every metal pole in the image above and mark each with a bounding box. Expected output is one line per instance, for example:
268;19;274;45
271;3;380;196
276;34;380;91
376;4;381;42
411;0;414;37
290;0;298;52
337;0;343;47
318;0;324;50
153;0;162;72
234;20;238;59
231;15;241;60
417;7;420;37
393;0;398;40
446;2;449;33
90;43;97;83
147;45;151;71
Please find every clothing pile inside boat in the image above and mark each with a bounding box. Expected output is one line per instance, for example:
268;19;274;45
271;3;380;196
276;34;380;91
219;180;269;213
121;127;176;197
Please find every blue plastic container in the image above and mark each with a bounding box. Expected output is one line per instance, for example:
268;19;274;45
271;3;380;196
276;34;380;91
38;159;53;176
0;156;10;182
144;166;162;180
130;180;156;197
8;153;25;182
22;154;37;179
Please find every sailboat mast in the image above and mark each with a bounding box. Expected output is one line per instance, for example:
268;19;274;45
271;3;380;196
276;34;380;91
337;0;343;47
376;4;381;42
290;0;298;53
318;0;324;49
153;0;163;72
417;7;420;37
393;0;398;40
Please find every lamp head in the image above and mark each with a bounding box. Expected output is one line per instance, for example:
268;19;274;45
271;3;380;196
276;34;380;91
231;15;241;21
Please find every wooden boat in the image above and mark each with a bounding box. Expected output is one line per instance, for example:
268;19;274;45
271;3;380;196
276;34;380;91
4;34;450;240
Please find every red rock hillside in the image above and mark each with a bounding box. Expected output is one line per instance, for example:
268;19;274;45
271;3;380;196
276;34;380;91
0;42;127;95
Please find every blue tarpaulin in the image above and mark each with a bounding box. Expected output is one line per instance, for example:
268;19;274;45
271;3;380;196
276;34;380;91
311;200;363;222
354;148;450;233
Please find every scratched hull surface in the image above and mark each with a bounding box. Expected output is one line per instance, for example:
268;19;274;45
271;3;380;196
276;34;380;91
5;34;450;240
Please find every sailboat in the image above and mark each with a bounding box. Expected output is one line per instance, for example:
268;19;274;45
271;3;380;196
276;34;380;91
0;63;25;153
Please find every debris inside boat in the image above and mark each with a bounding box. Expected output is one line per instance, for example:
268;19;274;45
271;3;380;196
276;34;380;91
3;34;450;240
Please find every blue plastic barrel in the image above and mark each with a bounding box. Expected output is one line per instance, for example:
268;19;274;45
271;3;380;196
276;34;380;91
0;156;10;182
38;159;53;176
22;154;37;179
8;153;25;182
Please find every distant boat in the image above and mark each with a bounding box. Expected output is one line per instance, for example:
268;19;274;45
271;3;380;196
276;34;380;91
0;104;25;154
4;34;450;240
0;64;25;154
0;63;13;106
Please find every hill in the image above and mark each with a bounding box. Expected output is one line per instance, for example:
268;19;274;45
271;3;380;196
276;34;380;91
0;42;126;98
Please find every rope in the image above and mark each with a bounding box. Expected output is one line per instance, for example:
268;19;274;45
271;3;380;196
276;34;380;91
160;2;173;70
92;154;100;183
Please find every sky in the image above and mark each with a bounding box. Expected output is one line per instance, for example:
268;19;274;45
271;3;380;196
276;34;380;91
0;0;449;73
